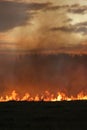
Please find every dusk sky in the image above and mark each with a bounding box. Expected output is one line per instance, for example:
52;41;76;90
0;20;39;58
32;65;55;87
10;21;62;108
0;0;87;53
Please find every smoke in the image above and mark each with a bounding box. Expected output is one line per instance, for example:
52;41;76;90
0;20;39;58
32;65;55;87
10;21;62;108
0;52;87;96
14;2;82;52
0;0;86;53
0;0;87;97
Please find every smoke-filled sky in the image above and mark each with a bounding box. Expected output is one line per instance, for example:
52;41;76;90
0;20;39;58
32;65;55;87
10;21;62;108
0;0;87;53
0;0;87;96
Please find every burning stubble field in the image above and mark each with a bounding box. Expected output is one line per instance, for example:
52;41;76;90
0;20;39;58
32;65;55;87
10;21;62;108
1;0;87;129
0;100;87;130
0;53;87;130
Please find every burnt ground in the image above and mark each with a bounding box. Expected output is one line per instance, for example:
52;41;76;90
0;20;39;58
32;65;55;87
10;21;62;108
0;100;86;130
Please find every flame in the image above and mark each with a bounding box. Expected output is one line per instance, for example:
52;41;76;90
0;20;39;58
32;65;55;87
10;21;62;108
0;90;87;102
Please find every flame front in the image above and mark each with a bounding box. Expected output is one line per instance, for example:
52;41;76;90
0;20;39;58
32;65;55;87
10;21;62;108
0;90;87;102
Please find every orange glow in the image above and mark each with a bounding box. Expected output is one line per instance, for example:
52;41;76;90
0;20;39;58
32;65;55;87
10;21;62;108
0;90;87;102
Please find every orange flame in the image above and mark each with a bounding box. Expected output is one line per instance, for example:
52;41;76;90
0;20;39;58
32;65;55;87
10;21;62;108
0;90;87;102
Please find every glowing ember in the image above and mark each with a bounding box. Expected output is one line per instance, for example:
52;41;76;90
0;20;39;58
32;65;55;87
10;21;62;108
0;90;87;102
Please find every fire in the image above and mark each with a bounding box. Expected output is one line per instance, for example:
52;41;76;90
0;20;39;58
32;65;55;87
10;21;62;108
0;90;87;102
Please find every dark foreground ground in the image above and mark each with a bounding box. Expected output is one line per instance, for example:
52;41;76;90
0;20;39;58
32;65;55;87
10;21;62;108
0;100;87;130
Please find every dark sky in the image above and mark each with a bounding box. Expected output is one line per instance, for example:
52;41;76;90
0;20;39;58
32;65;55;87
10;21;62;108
0;0;87;53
